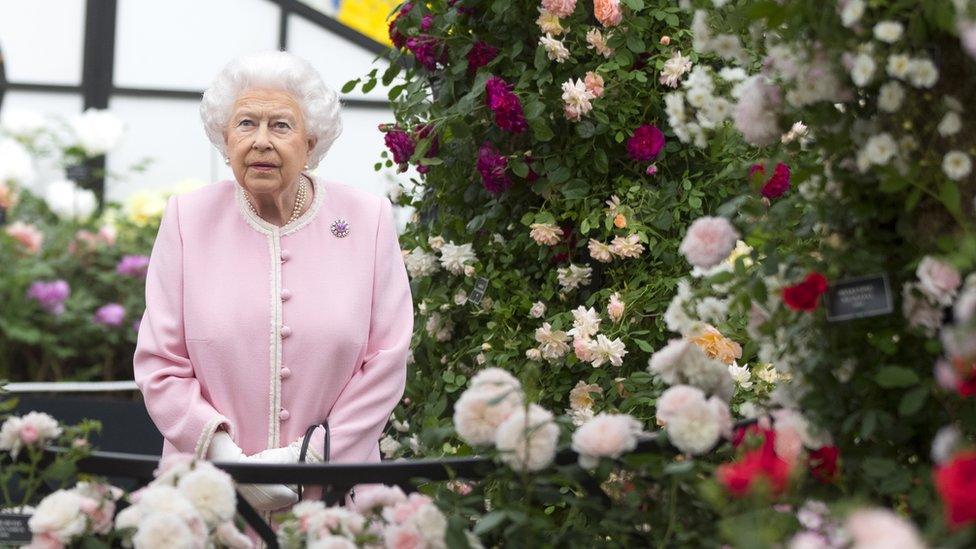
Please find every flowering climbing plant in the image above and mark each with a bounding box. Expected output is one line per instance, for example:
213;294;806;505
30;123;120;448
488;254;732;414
350;0;976;545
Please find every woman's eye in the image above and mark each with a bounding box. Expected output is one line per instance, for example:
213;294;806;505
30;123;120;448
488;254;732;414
239;119;253;127
275;122;291;129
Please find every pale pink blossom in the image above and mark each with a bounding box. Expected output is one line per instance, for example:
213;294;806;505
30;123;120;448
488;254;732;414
573;337;594;361
679;217;740;269
585;28;614;57
656;385;706;425
845;508;925;549
536;9;567;35
384;524;424;549
610;234;644;258
541;0;577;18
588;239;613;262
529;223;564;246
584;71;605;97
5;221;43;254
916;256;961;306
535;322;571;360
593;0;622;27
571;413;643;468
529;301;547;318
660;51;693;88
607;292;625;323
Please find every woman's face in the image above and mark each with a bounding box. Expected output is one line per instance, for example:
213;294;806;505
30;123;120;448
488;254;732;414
223;88;317;195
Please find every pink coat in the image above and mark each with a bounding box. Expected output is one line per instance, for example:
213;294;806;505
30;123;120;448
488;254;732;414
133;174;413;489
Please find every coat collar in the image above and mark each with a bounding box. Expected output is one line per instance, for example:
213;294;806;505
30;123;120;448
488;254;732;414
234;171;326;235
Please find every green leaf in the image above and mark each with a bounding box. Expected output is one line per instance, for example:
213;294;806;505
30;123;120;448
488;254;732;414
530;118;554;142
939;181;962;216
561;179;590;200
626;34;646;54
549;166;571;184
688;196;702;209
474;511;507;534
511;159;530;178
341;79;359;94
898;386;929;416
622;0;644;10
635;339;654;352
875;366;920;388
594;149;609;174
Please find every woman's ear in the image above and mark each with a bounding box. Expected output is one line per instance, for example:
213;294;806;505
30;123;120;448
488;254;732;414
307;135;318;153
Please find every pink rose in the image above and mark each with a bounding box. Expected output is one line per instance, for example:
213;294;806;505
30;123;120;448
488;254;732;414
584;71;604;97
607;293;625;322
385;524;424;549
573;337;594;361
541;0;577;18
593;0;622;27
20;424;39;444
679;216;740;269
5;221;43;254
846;508;925;548
917;256;961;306
571;413;643;468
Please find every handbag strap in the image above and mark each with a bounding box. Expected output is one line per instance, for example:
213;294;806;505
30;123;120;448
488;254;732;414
297;420;329;501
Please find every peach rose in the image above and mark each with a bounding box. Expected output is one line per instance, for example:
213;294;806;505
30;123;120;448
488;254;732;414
593;0;622;27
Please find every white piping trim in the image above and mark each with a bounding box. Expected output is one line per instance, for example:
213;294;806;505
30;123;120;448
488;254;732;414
271;230;283;449
2;381;139;393
195;417;225;459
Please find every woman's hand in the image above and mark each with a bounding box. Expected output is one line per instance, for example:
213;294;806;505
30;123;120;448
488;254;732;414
207;431;299;511
250;426;327;464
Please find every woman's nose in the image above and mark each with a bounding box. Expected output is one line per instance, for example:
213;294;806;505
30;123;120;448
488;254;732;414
252;123;272;149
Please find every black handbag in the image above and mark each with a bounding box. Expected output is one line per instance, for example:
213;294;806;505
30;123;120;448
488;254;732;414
296;419;329;501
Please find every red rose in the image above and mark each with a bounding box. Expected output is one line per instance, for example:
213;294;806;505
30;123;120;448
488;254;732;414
934;450;976;528
783;272;828;312
955;359;976;398
750;162;791;199
808;445;840;483
626;124;666;162
718;429;791;497
731;424;762;449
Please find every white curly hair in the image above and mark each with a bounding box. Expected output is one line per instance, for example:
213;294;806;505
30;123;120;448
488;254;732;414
199;50;342;169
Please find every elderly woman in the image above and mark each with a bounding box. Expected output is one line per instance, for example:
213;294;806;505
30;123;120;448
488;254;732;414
133;50;413;515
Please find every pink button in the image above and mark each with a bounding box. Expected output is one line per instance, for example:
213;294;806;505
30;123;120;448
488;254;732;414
279;409;290;421
280;249;291;262
281;289;292;301
280;367;292;379
280;325;292;338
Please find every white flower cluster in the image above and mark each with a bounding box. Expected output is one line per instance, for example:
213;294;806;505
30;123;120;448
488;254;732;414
0;138;35;186
664;66;735;148
114;455;250;549
437;240;477;276
403;247;440;278
528;304;628;367
28;482;121;547
452;368;560;472
556;263;592;291
69;108;124;157
0;411;62;459
691;10;747;64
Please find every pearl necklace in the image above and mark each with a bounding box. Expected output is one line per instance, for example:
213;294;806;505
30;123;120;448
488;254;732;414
245;175;309;226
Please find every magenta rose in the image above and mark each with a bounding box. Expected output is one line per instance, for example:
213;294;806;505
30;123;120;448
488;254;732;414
626;124;666;162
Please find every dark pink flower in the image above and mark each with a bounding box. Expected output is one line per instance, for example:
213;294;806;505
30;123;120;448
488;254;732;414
750;162;791;199
384;128;415;168
477;142;510;194
388;3;413;49
485;77;527;133
467;42;499;74
406;36;442;71
420;14;434;31
626;124;666;162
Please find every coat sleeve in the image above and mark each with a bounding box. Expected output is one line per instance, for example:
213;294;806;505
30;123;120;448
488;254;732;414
133;195;233;458
317;197;413;463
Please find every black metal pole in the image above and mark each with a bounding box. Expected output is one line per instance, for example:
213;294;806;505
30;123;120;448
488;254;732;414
79;0;118;206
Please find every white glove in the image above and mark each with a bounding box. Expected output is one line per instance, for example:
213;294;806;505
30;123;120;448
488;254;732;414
250;426;327;464
207;431;299;511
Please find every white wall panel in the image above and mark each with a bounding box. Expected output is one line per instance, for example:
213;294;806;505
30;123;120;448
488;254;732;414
114;0;280;90
286;14;392;101
0;0;85;85
104;96;215;202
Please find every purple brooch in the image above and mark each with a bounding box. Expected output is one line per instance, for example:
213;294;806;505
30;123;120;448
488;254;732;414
330;218;350;238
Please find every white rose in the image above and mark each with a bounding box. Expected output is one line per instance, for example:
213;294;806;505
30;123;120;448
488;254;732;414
494;404;560;472
176;464;237;527
873;21;904;43
877;81;905;113
850;53;876;87
886;54;911;79
28;490;88;543
131;512;201;549
0;138;35;185
44;179;97;222
907;58;939;88
453;383;524;446
938;111;962;136
69;108;124;156
1;109;46;138
942;151;972;181
840;0;865;27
